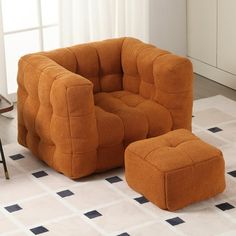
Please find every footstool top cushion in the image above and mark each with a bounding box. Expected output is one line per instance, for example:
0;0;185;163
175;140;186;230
126;129;222;172
125;129;225;211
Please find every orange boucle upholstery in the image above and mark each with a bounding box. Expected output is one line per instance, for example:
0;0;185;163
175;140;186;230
125;129;226;211
17;37;194;179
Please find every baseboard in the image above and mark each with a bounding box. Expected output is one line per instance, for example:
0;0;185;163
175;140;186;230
189;57;236;90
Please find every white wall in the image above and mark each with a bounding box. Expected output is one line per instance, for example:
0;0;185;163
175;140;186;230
187;0;236;89
149;0;187;56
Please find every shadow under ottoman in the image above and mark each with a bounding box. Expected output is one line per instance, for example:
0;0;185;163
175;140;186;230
125;129;226;211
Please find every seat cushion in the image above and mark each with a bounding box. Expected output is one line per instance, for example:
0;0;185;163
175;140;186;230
125;129;226;211
94;91;172;145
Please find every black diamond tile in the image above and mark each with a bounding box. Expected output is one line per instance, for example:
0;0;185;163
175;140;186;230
5;204;22;213
57;190;74;198
32;171;48;178
84;210;102;219
216;202;235;211
166;217;185;226
105;176;123;184
228;170;236;178
117;233;130;236
9;154;25;160
30;226;49;235
134;196;149;204
208;127;223;133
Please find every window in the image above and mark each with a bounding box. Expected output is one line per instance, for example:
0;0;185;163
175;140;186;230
0;0;60;99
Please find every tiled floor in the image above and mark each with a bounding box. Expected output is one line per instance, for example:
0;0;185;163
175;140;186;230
0;95;236;236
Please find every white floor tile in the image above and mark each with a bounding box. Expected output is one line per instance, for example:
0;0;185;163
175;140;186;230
64;181;123;211
13;195;73;226
195;131;227;148
177;208;236;236
193;108;236;128
130;222;180;236
217;122;236;142
44;216;101;236
0;176;45;205
92;200;154;234
0;212;19;234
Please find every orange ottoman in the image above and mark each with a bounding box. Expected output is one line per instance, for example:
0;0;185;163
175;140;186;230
125;129;226;211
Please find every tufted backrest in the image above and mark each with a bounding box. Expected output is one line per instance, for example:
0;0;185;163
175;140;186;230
39;37;172;99
41;38;124;94
121;37;169;99
70;38;124;93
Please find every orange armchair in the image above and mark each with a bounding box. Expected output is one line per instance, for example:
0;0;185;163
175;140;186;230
17;37;194;179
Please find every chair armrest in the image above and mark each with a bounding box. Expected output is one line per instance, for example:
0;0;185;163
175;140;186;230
17;54;98;177
153;54;194;130
50;75;98;154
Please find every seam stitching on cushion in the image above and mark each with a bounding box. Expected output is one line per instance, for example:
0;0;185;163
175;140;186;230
100;73;123;78
90;45;102;91
127;147;222;174
18;61;30;147
65;85;74;178
121;37;126;87
154;55;189;73
21;57;91;86
66;47;78;73
124;74;140;78
99;142;123;148
56;149;97;155
156;87;192;94
164;172;168;209
110;92;145;107
168;60;190;72
164;106;191;111
165;155;221;174
133;105;149;137
52;112;94;118
30;69;43;157
140;80;155;85
127;149;162;172
20;62;31;138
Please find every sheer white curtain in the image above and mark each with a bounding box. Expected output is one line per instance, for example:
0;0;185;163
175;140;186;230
59;0;149;46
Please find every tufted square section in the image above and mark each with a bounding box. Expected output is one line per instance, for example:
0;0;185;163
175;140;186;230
95;106;124;147
95;106;124;173
125;129;226;211
94;91;172;145
137;47;168;84
122;75;139;94
42;48;77;73
70;44;101;93
91;38;123;75
99;74;123;92
91;38;123;92
137;47;169;99
121;38;154;94
112;91;145;107
139;81;155;100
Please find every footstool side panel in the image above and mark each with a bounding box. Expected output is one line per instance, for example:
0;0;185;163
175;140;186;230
165;155;226;211
125;150;166;209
